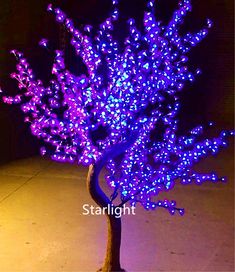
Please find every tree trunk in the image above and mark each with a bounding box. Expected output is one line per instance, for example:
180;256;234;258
87;165;125;272
102;215;124;272
86;134;138;271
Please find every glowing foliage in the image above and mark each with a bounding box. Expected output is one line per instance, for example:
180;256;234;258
2;0;234;214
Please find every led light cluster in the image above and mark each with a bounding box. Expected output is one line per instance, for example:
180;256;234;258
2;0;233;215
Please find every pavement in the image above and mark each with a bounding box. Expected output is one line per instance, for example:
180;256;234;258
0;146;234;272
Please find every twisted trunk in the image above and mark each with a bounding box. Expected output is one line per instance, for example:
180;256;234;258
86;133;137;271
87;164;124;272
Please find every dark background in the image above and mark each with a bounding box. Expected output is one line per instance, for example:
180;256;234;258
0;0;234;164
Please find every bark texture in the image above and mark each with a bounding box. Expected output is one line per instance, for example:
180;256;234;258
86;134;137;271
87;165;124;272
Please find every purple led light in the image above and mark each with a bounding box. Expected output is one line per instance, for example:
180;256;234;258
39;38;48;48
1;0;234;215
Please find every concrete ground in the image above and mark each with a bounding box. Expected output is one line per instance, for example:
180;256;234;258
0;146;234;272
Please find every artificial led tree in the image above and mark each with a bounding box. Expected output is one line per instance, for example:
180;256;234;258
2;0;234;271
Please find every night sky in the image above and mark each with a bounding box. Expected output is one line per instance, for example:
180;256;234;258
0;0;233;164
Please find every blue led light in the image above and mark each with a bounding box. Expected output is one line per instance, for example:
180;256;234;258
1;0;234;216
